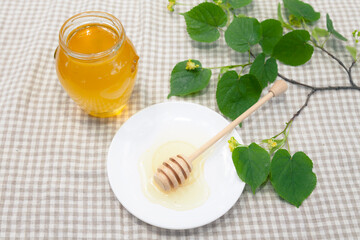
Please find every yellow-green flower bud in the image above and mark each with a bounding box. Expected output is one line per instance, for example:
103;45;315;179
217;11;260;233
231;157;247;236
167;0;176;12
185;59;200;70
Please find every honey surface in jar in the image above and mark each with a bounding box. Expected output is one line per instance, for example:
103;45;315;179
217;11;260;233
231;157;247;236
67;25;118;54
56;23;138;117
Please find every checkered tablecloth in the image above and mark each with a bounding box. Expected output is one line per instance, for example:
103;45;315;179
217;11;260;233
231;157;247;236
1;0;359;239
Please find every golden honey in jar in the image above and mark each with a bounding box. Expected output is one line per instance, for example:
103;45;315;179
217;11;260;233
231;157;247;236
55;11;139;117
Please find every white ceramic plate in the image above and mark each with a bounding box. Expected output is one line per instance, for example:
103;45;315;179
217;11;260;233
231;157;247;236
107;102;245;230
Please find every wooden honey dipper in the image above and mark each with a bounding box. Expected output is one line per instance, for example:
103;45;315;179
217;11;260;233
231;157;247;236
154;80;288;191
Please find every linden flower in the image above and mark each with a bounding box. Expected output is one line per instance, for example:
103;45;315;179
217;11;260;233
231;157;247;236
352;30;359;43
185;59;200;70
289;14;301;27
167;0;176;12
268;139;277;148
228;137;241;152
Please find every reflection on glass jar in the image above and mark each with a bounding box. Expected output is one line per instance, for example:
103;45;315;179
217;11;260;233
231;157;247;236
55;11;139;117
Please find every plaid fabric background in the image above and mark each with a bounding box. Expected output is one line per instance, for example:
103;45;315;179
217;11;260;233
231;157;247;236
1;0;359;239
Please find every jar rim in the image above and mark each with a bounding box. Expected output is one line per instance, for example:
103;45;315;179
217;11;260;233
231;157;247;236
59;11;125;60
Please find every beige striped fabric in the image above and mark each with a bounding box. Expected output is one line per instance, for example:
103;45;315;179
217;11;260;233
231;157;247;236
0;0;359;239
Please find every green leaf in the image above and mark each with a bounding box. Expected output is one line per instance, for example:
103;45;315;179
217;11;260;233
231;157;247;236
168;60;212;98
216;72;262;120
226;0;252;8
277;3;294;30
182;2;227;42
270;150;317;207
260;19;283;55
272;30;314;66
225;17;262;52
314;28;329;37
346;46;357;60
311;27;329;42
232;143;271;193
283;0;320;23
250;53;278;88
236;14;247;18
326;14;347;41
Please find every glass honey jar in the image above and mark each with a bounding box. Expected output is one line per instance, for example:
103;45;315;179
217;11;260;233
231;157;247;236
55;11;139;117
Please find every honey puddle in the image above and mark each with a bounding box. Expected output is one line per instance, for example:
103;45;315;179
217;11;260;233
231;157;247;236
138;141;210;211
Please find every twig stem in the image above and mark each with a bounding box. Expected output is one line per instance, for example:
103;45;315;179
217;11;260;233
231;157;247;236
249;47;359;126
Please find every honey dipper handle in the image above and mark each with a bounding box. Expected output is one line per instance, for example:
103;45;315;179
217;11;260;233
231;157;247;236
268;79;288;97
187;80;288;163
